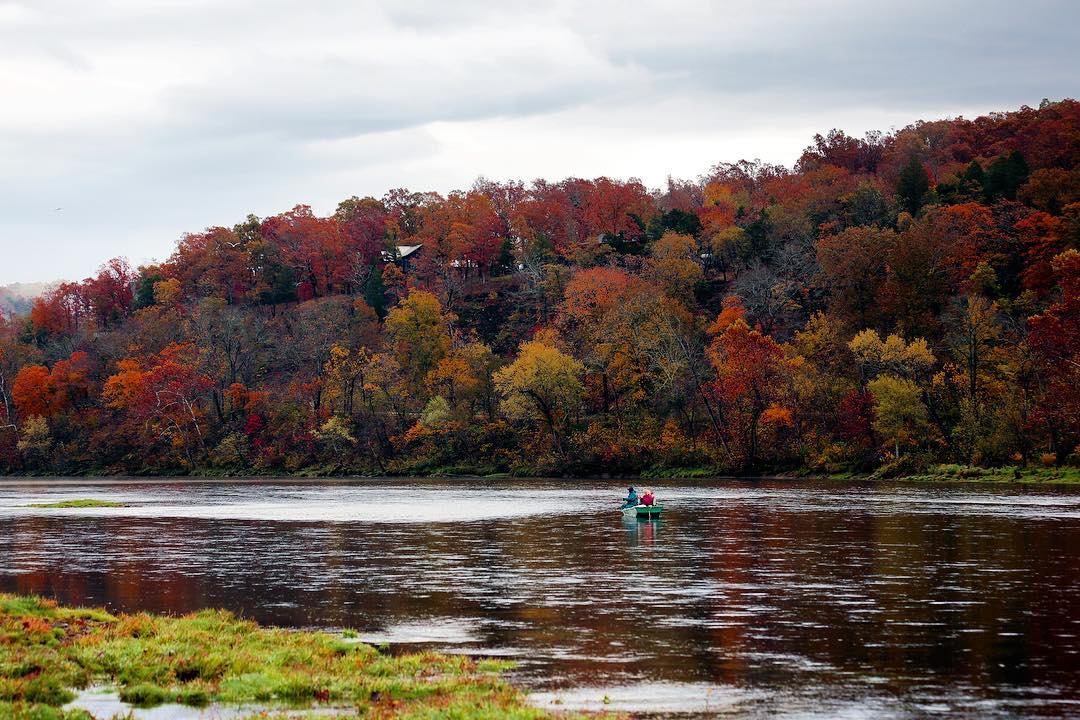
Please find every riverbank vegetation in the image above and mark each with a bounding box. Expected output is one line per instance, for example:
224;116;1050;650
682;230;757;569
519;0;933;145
905;463;1080;484
0;594;580;719
23;500;125;508
0;100;1078;479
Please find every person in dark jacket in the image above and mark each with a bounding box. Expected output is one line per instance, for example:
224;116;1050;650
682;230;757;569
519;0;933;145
622;486;639;508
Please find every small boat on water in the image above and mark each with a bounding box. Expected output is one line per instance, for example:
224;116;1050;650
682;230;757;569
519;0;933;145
621;504;662;519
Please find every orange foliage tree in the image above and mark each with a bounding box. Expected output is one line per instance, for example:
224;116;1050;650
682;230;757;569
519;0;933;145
707;310;794;473
103;343;213;461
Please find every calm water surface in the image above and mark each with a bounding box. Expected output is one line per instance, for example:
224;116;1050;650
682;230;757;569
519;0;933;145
1;478;1079;718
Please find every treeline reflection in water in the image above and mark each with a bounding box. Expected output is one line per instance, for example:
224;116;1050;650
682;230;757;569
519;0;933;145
1;479;1079;716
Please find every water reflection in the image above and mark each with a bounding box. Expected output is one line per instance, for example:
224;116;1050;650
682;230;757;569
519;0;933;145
623;514;661;547
1;478;1079;717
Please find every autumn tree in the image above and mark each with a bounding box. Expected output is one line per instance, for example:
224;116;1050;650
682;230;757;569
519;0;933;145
272;296;355;417
816;226;895;328
583;177;651;244
868;375;932;458
449;191;506;278
0;347;15;430
334;196;389;295
848;329;935;384
385;290;453;394
1019;167;1080;214
847;329;937;460
705;226;749;280
646;232;703;304
707;314;794;473
85;258;135;328
558;267;669;415
12;366;57;419
509;180;585;261
190;298;268;424
260;205;345;298
167;226;251;303
1027;249;1080;459
103;343;214;463
10;352;92;421
946;295;1001;420
16;416;52;462
494;339;584;455
428;341;499;419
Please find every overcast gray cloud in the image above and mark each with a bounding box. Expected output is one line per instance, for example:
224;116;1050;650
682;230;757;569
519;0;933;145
1;0;1078;284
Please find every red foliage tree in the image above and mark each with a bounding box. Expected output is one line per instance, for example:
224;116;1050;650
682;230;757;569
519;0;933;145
85;258;135;328
12;365;57;418
167;226;252;303
335;196;389;293
707;317;793;473
1028;249;1080;458
511;180;586;258
582;177;651;241
260;206;345;297
103;343;214;457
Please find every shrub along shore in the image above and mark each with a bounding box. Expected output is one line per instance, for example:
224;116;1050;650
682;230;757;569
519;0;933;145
2;462;1079;484
0;594;597;719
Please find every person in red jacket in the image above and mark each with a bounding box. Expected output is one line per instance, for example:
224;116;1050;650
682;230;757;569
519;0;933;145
641;489;655;506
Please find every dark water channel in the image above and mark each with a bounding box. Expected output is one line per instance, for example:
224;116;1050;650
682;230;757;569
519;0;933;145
1;478;1079;717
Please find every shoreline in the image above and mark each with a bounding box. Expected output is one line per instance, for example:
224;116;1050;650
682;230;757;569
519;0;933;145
0;464;1078;484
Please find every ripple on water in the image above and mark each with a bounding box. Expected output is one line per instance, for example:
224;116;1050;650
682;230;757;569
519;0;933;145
2;477;1079;718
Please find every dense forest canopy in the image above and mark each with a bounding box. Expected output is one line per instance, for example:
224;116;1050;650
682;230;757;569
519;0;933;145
2;100;1078;476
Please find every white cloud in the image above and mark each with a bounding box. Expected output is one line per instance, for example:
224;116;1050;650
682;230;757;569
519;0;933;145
1;0;1077;283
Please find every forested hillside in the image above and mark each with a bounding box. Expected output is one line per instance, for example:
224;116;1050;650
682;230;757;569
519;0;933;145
2;100;1078;477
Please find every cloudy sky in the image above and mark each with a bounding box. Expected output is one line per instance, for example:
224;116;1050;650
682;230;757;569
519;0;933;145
1;0;1078;284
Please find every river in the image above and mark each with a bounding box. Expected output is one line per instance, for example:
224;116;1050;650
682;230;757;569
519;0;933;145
1;477;1079;718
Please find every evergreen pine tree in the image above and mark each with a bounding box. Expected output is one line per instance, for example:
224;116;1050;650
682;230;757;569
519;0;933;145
984;150;1029;201
897;155;930;215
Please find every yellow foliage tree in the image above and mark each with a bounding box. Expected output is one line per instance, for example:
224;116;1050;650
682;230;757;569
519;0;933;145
646;231;703;304
849;329;935;381
494;340;584;454
868;375;931;458
385;290;452;393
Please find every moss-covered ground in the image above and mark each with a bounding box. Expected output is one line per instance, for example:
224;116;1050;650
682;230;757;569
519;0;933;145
0;594;605;719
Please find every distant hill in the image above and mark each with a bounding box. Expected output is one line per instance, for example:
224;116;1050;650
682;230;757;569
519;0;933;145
1;99;1078;478
0;281;53;317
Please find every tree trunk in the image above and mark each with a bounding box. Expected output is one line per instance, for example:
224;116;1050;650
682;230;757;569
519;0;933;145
212;389;225;424
527;390;562;455
969;340;979;421
747;400;762;476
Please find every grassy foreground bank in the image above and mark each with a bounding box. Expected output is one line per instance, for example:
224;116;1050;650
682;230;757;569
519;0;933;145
0;594;593;719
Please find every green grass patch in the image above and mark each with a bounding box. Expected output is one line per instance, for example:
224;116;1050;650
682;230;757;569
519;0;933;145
421;464;503;477
907;464;1080;484
118;682;170;707
23;499;125;508
174;682;211;707
0;703;93;720
639;465;720;479
0;594;606;718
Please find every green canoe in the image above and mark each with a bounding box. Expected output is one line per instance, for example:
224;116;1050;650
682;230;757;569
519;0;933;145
621;504;663;519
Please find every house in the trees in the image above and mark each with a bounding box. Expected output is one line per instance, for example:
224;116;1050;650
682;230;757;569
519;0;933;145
383;244;423;272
